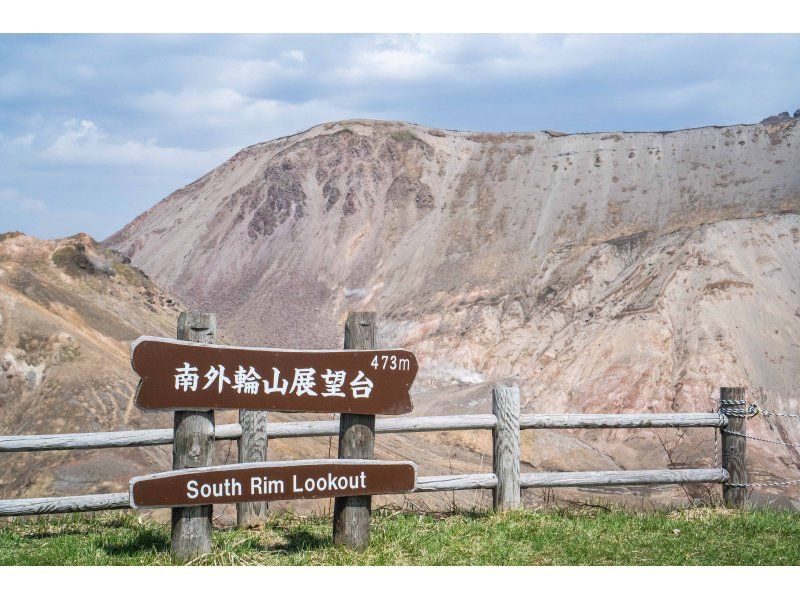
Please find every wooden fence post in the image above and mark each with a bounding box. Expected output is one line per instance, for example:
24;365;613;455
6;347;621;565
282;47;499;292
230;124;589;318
237;409;268;527
492;384;521;511
720;386;747;509
171;311;216;561
333;311;376;549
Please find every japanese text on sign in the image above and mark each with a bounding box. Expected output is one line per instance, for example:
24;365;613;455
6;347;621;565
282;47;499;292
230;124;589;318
174;363;374;400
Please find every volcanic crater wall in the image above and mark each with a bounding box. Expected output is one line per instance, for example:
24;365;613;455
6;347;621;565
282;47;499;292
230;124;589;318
106;118;800;498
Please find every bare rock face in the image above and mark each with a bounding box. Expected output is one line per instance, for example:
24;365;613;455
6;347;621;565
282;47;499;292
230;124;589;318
106;118;800;503
0;234;499;513
0;233;189;499
760;112;794;125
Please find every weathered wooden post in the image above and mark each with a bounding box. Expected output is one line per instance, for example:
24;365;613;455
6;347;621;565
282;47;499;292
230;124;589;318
720;386;747;509
333;311;376;549
129;325;416;530
492;383;521;511
236;409;268;527
172;311;216;561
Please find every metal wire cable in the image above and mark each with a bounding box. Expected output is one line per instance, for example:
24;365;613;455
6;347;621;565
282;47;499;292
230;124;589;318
722;429;800;448
717;399;800;488
758;408;800;419
726;478;800;488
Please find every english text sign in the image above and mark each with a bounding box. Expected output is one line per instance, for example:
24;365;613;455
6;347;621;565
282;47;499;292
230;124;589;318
131;336;417;414
129;459;417;508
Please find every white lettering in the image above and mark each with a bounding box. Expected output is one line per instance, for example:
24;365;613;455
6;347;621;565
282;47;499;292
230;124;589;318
174;362;199;392
290;368;318;396
232;365;261;395
187;479;198;499
326;473;339;491
281;471;371;495
350;371;373;399
263;368;289;395
250;476;284;496
320;369;346;397
202;365;231;393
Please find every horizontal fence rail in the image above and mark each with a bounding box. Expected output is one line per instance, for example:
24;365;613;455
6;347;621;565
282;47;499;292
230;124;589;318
0;305;749;557
0;424;243;452
415;473;498;492
0;409;732;517
269;414;499;439
520;468;728;488
519;413;727;429
0;468;730;517
0;493;131;517
0;412;725;453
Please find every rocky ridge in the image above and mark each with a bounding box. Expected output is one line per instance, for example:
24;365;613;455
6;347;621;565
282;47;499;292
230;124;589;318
106;116;800;504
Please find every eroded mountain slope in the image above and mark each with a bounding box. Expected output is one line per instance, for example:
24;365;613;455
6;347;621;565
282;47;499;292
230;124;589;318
0;234;506;511
105;118;800;502
0;233;182;498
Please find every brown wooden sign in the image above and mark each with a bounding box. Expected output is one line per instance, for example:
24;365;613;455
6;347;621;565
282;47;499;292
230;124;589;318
129;459;417;508
131;336;417;414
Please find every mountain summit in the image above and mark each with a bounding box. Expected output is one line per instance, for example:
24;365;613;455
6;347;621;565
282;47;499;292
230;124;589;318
106;118;800;500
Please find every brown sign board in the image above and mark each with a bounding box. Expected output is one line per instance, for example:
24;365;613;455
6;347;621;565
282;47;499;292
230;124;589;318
131;336;417;414
129;459;417;508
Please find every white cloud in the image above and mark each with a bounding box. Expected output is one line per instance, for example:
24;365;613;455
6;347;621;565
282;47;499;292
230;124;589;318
0;34;797;240
132;89;362;137
8;133;35;147
40;118;231;171
134;88;261;117
326;34;622;84
330;35;455;83
19;197;47;212
0;188;46;213
165;51;309;94
44;118;102;156
282;49;305;63
210;58;297;90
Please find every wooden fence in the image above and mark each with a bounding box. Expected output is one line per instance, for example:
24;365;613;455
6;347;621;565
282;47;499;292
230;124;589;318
0;392;740;518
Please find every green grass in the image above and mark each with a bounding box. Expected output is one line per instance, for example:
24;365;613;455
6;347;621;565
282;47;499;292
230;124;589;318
390;129;422;144
2;507;800;565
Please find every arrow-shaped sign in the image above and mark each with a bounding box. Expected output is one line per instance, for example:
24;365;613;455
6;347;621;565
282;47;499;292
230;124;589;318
131;336;417;414
130;459;417;508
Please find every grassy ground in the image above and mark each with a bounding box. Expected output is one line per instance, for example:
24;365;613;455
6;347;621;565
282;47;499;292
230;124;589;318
2;507;800;565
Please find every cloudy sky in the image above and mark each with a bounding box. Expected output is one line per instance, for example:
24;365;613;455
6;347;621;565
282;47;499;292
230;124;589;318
1;34;798;239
